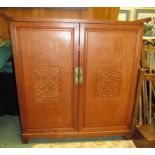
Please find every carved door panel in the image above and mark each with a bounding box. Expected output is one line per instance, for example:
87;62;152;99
11;22;79;131
79;23;143;131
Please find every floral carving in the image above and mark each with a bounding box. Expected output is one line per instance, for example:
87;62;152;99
33;66;60;103
96;66;121;98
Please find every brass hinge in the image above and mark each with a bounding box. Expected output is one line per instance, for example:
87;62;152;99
74;67;83;85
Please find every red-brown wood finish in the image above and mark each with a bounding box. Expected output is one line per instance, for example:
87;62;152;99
79;23;144;132
9;18;145;143
10;21;79;137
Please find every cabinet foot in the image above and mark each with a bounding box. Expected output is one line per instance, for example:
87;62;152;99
123;134;132;140
21;137;29;144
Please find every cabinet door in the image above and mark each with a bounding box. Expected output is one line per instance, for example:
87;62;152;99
11;22;79;131
79;23;143;131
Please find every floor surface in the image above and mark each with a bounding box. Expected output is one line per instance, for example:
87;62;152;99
0;115;132;148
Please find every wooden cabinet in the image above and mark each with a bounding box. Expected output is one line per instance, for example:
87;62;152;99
10;18;145;143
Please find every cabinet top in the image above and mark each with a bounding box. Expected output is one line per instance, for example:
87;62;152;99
1;12;151;26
